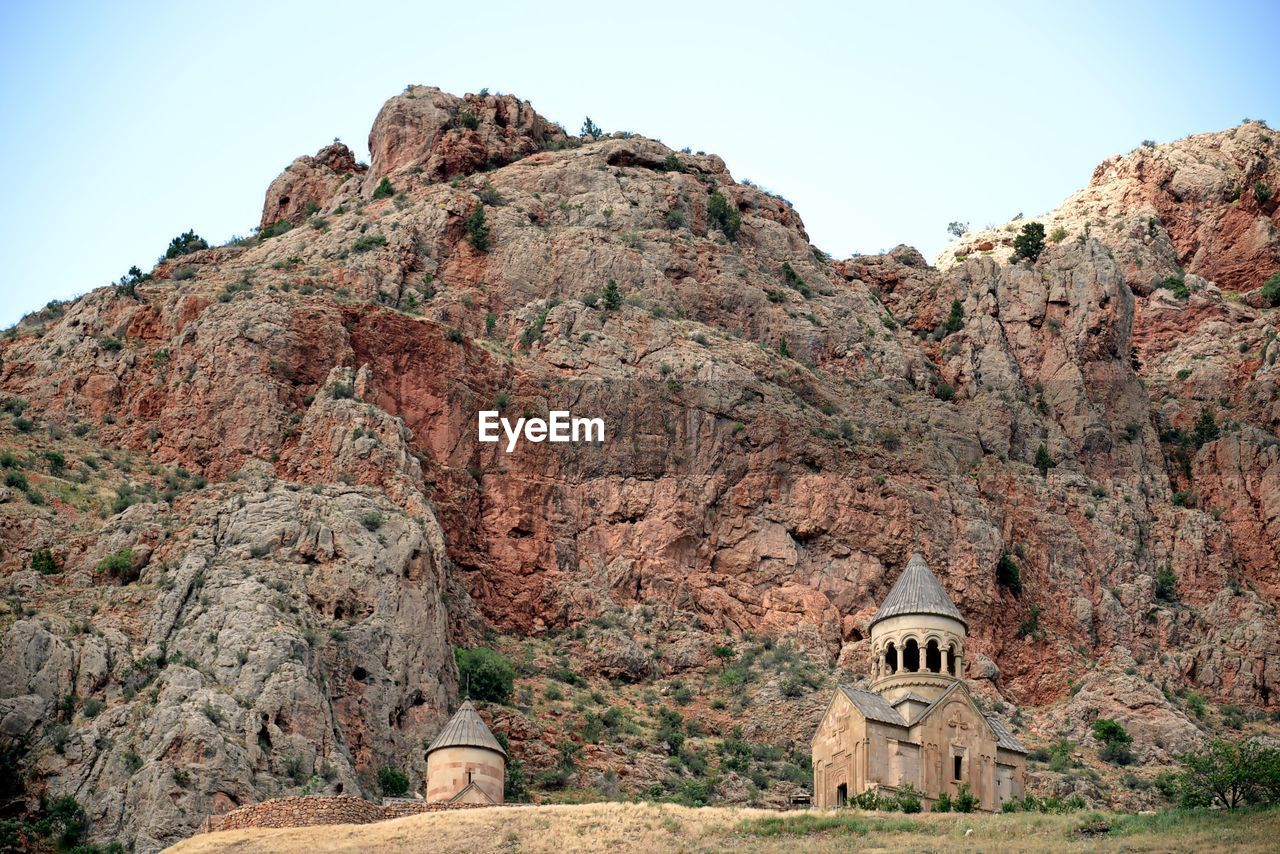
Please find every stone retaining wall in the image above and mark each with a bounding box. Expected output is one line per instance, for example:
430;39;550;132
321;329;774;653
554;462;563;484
196;795;493;834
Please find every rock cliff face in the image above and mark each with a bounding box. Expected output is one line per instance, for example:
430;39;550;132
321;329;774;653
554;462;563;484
1;89;1278;848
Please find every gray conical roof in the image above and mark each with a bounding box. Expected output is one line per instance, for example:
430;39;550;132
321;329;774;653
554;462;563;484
425;700;506;757
869;553;966;629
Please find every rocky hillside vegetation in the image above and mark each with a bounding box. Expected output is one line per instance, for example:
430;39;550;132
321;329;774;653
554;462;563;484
1;87;1278;851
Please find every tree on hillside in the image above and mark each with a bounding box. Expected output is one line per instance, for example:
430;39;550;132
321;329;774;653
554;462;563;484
1013;222;1046;262
1092;718;1134;765
165;230;208;259
454;647;515;704
947;221;968;238
1177;738;1280;809
581;117;603;140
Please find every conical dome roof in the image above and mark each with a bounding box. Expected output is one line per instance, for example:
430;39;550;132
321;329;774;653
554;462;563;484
425;700;506;757
869;553;966;630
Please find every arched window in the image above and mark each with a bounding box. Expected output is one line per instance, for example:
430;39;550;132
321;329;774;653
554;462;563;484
947;643;957;676
903;638;920;672
885;642;898;675
926;639;942;673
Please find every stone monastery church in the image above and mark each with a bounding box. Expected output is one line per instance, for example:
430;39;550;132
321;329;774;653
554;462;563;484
811;554;1028;811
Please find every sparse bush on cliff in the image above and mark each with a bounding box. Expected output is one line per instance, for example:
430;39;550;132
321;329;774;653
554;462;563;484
1162;275;1190;300
351;233;387;253
96;548;138;583
581;116;603;140
31;548;58;574
707;192;741;241
457;109;480;130
1155;563;1178;602
164;230;208;259
454;647;515;704
1254;181;1274;205
372;177;395;200
1034;444;1053;476
1191;406;1219;447
465;205;490;251
260;219;292;239
1013;222;1045;262
996;552;1022;595
942;299;964;334
946;221;968;238
781;262;811;298
1263;272;1280;307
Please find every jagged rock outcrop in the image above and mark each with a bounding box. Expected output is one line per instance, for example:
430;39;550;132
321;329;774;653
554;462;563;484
0;467;455;851
260;143;366;230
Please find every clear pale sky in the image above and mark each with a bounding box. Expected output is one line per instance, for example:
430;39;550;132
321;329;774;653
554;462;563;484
2;1;1277;327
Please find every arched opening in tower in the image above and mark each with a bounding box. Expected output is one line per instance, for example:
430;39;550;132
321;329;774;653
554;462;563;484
903;638;920;672
885;642;898;674
947;643;957;676
926;639;941;673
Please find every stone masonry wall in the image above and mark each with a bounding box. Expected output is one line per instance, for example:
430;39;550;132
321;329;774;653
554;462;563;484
196;795;494;834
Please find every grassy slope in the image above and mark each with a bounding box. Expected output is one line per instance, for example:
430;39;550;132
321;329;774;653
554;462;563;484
166;802;1280;853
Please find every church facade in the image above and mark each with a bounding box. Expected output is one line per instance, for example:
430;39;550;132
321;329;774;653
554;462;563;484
811;554;1027;811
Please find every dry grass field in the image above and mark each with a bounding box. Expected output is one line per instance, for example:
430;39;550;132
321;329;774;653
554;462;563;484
166;801;1280;853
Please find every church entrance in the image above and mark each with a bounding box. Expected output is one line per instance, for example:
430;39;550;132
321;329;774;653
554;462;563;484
835;784;848;806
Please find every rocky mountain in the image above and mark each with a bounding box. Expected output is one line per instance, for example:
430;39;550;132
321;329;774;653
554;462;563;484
1;86;1278;850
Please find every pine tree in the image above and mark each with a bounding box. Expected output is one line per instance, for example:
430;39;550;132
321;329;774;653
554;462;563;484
1034;444;1053;476
603;279;621;311
1013;222;1046;262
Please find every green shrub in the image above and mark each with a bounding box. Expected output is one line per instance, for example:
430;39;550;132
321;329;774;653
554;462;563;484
165;230;208;259
895;783;922;813
1013;222;1046;262
377;766;409;797
458;110;481;130
1262;272;1280;307
361;512;384;532
446;327;465;343
1162;275;1190;300
1155;564;1178;602
5;470;28;491
31;548;58;574
464;206;490;251
1016;605;1042;639
1034;444;1053;476
43;450;65;473
707;192;741;240
1254;182;1274;205
933;791;952;812
1191;406;1219;447
372;177;395;200
935;382;955;401
351;234;387;253
454;647;515;704
259;219;292;239
1093;719;1134;765
781;262;811;297
942;299;963;334
96;548;138;583
82;697;103;718
996;552;1022;594
1049;226;1068;243
581;116;603;140
953;781;978;812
